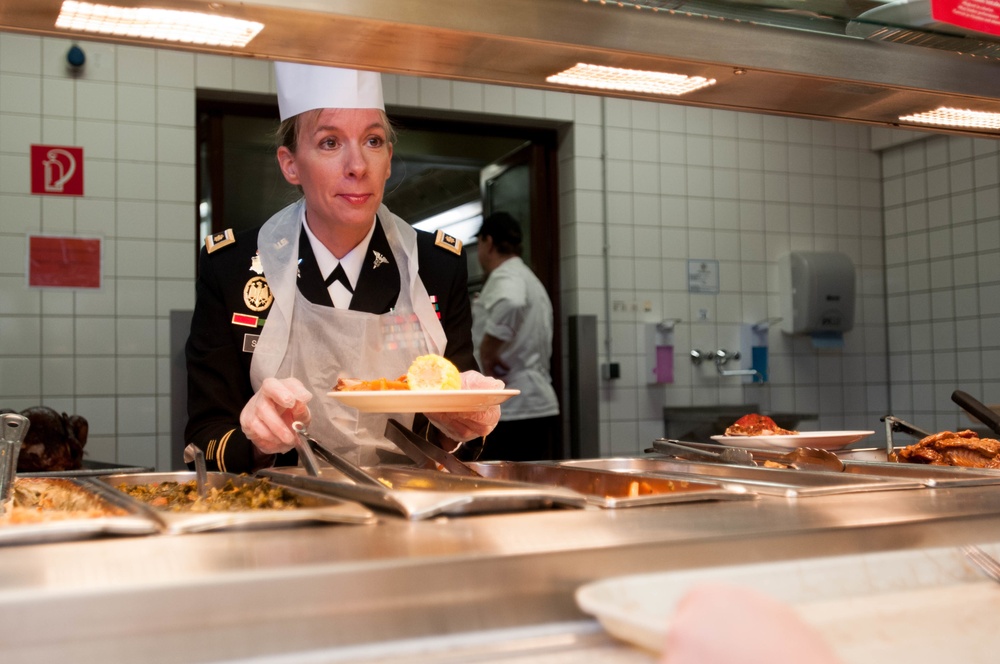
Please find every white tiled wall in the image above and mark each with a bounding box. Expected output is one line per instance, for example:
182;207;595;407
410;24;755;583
0;34;209;469
3;32;974;469
563;99;888;454
882;134;1000;433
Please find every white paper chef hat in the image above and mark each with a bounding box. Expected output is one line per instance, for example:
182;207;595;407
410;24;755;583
275;62;385;121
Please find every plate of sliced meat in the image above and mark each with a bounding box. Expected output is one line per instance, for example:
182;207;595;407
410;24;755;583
712;431;875;451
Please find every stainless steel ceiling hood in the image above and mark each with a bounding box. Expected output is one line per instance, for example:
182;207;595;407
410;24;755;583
4;0;1000;136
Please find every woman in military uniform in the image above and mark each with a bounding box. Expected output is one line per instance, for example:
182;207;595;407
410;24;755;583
185;63;501;473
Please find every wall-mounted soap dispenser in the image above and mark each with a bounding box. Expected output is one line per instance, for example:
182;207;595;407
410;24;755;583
739;318;781;383
643;319;680;384
778;252;855;344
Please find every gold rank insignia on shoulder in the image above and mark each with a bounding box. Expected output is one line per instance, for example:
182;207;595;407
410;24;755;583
434;230;462;255
205;229;235;254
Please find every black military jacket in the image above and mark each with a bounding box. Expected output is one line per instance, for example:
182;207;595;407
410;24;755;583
184;217;475;473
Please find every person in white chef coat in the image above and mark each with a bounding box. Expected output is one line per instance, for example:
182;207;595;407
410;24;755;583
472;212;561;460
184;62;502;473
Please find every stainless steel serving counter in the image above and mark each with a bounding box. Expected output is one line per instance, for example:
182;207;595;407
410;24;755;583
4;483;1000;663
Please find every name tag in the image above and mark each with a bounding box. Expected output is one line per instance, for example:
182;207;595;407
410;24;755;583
243;334;260;353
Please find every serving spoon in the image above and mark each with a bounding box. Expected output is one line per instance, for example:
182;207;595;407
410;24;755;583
182;444;209;498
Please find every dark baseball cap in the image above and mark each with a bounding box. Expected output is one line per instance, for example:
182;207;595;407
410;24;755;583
476;212;523;249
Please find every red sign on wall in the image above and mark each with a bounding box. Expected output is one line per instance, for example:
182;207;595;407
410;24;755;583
28;236;102;289
932;0;1000;36
30;145;84;196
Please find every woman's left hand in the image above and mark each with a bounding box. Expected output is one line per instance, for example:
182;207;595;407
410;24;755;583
426;371;505;442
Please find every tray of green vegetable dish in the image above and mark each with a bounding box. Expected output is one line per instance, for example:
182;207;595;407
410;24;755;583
93;471;375;533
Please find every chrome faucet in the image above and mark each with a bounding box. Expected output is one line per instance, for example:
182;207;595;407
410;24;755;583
713;348;759;378
691;347;760;378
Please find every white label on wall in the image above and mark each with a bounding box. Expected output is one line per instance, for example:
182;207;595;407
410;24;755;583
687;259;719;294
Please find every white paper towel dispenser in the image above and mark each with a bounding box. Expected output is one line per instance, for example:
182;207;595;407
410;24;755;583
778;252;855;335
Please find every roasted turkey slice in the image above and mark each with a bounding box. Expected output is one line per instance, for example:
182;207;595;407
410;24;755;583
894;429;1000;469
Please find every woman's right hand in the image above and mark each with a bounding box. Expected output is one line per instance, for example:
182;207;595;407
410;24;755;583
239;377;313;454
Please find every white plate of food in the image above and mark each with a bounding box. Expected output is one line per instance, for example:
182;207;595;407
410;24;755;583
711;431;875;451
327;389;520;413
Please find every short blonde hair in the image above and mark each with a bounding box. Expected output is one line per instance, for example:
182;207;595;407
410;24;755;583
275;108;397;153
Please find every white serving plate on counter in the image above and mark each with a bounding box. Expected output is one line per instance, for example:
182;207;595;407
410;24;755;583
712;430;875;451
576;542;1000;662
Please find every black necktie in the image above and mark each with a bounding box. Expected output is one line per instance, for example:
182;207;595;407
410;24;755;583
324;263;354;294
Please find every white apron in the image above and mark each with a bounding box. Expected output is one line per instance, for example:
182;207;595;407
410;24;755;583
250;201;447;466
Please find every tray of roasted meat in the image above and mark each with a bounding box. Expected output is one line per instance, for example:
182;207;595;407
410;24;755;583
557;457;924;497
95;472;375;533
0;477;159;546
260;464;589;520
463;461;754;507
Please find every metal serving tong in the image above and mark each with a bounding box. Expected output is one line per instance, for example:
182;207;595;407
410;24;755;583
881;415;932;458
651;439;757;467
881;415;932;440
0;412;31;513
650;438;845;472
384;418;482;477
291;421;384;488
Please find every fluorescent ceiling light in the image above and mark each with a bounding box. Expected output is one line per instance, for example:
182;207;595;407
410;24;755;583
899;107;1000;130
55;1;264;47
547;63;716;96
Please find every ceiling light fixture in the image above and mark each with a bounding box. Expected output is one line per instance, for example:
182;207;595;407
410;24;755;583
413;200;483;245
55;1;264;47
899;106;1000;130
546;63;716;96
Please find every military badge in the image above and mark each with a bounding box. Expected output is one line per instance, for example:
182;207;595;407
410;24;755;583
243;276;273;312
434;230;462;255
250;253;263;274
372;250;389;270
